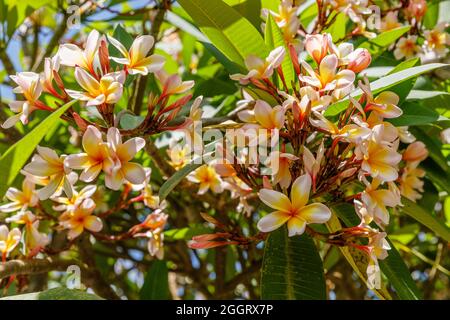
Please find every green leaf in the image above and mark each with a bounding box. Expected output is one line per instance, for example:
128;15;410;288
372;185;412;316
401;197;450;242
164;224;211;241
0;100;77;198
358;26;411;58
388;102;441;126
261;226;326;300
299;0;318;27
178;0;268;67
379;239;422;300
119;114;144;130
325;63;448;116
385;58;420;103
0;287;103;300
265;13;295;89
158;163;202;201
223;0;262;29
140;260;170;300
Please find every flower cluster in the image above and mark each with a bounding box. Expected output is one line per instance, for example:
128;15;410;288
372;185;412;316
0;29;197;260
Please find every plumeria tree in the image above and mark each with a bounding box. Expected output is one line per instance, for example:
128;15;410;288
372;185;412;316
0;0;449;300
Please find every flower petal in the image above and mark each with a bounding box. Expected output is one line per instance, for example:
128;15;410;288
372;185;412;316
290;174;311;209
257;211;290;233
298;203;331;224
258;189;292;212
287;217;307;236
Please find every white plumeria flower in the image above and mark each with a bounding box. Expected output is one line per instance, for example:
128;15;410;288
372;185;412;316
394;36;422;60
105;127;146;190
65;125;115;183
57;29;100;72
60;198;103;240
6;211;49;254
299;54;355;95
230;47;285;84
2;72;43;128
23;146;73;200
303;142;325;186
0;225;21;260
155;70;194;96
188;164;224;195
51;184;97;212
257;174;331;237
0;179;38;213
67;68;125;106
266;151;298;189
108;35;165;75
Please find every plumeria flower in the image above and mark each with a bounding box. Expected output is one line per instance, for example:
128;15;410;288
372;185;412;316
266;151;298;189
230;47;285;85
365;91;402;119
57;29;100;73
65;125;115;183
51;184;97;212
41;55;63;98
394;36;422;60
257;174;331;236
135;210;168;259
310;111;371;143
108;35;165;75
240;100;286;131
397;126;416;143
261;0;300;41
155;70;194;96
380;12;402;32
304;33;332;65
167;141;191;170
2;72;45;129
365;231;391;289
105;127;146;190
399;166;426;202
0;225;21;261
424;22;450;58
328;0;372;25
23;146;73;200
402;141;428;165
188;164;224;195
345;48;371;73
0;179;38;213
298;86;333;112
405;0;427;21
60;198;103;240
359;177;401;226
355;140;402;182
299;54;355;97
6;211;49;254
66;68;125;106
131;168;161;209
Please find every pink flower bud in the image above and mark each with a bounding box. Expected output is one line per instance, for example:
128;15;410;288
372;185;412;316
304;34;330;65
347;48;371;73
403;141;428;163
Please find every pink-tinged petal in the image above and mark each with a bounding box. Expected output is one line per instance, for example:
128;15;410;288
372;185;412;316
117;137;145;162
37;175;63;200
66;89;90;101
130;35;154;63
123;162;146;184
0;202;23;213
9;101;25;112
79;185;97;198
244;55;264;71
84;30;100;64
257;211;290;233
74;67;100;93
84;216;103;232
65;153;90;169
287;217;307;236
237;110;256;123
272;105;286;129
258;189;292;212
80;163;102;182
319;54;338;84
299;203;331;224
67;224;84;240
24;161;56;177
290;174;311;209
335;69;355;89
57;44;85;67
36;146;59;163
82;125;103;157
104;83;123;104
374;91;399;106
254;100;274;129
1;114;21;129
86;94;106;106
141;54;165;73
105;170;124;191
5;187;22;201
107;127;121;149
266;46;285;69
